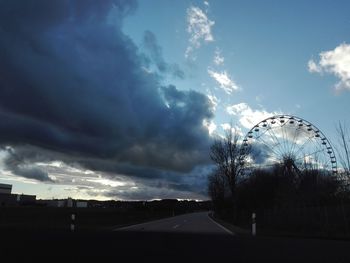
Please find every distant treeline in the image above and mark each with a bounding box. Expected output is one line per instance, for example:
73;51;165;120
211;164;350;239
208;127;350;239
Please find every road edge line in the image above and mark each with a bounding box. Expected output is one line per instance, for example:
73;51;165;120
207;212;235;235
113;213;190;231
113;217;175;231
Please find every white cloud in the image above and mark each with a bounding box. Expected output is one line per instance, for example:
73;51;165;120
307;60;322;73
204;1;209;7
185;6;214;58
208;69;239;94
226;103;279;129
308;43;350;91
227;103;247;114
221;123;231;131
203;119;217;135
220;123;243;136
207;94;219;111
86;178;127;188
213;48;224;65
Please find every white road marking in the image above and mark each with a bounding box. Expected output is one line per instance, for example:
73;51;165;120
207;213;234;235
114;212;234;235
113;214;187;231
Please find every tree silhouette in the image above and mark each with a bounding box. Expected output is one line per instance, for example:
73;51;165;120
208;126;247;216
335;122;350;187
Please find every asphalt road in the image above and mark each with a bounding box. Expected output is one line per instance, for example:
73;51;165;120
2;212;350;262
115;211;232;234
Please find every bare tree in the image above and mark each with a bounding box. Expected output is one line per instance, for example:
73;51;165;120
335;122;350;183
208;170;226;206
209;126;245;203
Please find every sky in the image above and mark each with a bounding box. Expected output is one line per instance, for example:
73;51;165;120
0;0;349;201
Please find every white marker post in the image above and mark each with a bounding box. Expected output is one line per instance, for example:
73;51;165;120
71;213;75;232
252;212;256;236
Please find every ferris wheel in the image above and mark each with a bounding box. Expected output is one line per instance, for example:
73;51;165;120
239;115;338;180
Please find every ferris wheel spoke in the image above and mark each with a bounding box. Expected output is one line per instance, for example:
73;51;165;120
283;125;294;156
260;136;285;158
265;125;285;154
276;124;286;155
254;135;285;159
294;148;326;162
280;121;291;156
264;150;282;162
323;156;332;167
291;134;315;158
254;126;272;141
289;126;302;156
310;138;330;170
264;156;282;166
267;125;286;156
293;127;321;156
244;151;282;167
284;123;297;156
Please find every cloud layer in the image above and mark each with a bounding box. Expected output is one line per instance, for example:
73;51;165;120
0;0;214;199
227;103;279;129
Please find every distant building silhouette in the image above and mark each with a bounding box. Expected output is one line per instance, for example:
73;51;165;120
0;183;12;194
0;183;36;206
37;198;88;208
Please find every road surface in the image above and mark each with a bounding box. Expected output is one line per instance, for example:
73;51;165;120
2;213;350;262
114;211;232;234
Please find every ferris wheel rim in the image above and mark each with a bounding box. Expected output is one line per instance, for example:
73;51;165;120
239;114;338;176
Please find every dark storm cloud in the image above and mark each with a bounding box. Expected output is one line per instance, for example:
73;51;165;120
3;147;53;182
1;144;212;199
101;165;210;201
13;166;53;182
103;164;212;200
0;0;214;188
143;30;185;79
